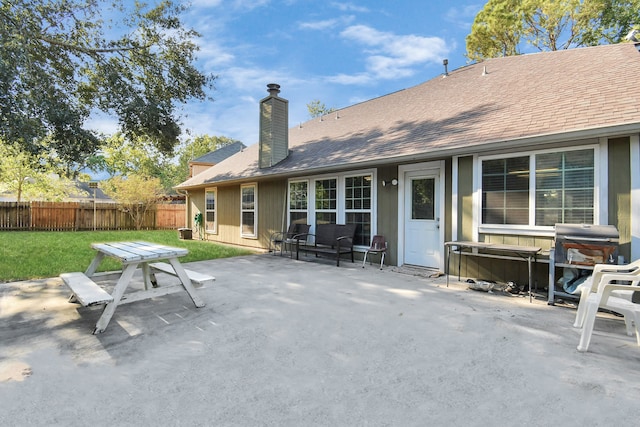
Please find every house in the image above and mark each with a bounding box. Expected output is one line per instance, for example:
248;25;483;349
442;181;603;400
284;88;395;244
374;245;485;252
188;141;246;178
176;43;640;285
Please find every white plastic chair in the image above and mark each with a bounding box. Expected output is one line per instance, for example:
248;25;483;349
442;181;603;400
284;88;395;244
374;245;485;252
573;259;640;333
576;272;640;352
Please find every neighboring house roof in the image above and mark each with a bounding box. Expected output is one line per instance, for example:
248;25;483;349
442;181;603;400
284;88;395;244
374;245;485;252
72;181;114;202
177;43;640;190
191;141;246;164
0;181;114;202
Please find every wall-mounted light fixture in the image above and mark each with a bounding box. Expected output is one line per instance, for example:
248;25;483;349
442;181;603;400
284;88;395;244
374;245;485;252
381;179;398;187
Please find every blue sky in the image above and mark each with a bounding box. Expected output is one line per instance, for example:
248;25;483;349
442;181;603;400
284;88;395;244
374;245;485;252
94;1;484;148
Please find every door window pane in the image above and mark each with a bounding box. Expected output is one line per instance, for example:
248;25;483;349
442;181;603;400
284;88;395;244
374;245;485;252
412;178;435;220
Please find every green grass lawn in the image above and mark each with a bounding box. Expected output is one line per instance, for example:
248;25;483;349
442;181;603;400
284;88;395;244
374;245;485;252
0;230;256;282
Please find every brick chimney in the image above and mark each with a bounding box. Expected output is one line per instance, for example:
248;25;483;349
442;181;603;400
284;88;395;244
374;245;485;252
259;83;289;168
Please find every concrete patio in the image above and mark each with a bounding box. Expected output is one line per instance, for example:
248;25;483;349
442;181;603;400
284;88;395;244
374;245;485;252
1;253;639;426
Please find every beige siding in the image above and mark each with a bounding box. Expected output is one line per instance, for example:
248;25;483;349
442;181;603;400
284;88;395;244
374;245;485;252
609;137;631;262
190;181;287;250
257;179;288;246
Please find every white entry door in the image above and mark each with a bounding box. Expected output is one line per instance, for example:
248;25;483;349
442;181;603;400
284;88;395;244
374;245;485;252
403;171;441;267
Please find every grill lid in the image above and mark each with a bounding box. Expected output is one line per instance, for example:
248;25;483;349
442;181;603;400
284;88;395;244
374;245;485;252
554;223;619;241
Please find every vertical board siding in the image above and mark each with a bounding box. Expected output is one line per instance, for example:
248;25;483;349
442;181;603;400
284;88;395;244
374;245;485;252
457;156;474;241
608;137;632;262
194;180;287;250
377;165;399;266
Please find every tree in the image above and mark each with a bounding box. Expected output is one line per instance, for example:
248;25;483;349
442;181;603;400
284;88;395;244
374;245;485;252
0;143;85;202
307;100;335;118
89;133;240;192
0;0;215;170
465;0;640;61
175;135;241;182
100;174;163;230
92;133;165;179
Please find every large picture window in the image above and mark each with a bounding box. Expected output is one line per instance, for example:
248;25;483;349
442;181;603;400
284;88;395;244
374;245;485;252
287;170;375;247
481;148;595;227
241;184;257;238
205;188;217;233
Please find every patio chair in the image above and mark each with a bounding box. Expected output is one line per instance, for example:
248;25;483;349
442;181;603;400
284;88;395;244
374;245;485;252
573;258;640;333
577;271;640;352
269;223;309;256
283;224;310;257
362;235;387;269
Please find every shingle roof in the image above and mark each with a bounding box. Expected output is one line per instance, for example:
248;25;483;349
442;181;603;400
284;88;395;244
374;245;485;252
177;43;640;189
191;141;246;164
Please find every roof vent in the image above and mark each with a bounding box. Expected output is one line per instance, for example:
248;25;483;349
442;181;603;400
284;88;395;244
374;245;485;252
482;66;488;76
442;59;449;77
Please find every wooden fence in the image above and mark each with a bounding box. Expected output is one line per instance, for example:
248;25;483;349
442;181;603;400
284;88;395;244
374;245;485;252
0;201;186;231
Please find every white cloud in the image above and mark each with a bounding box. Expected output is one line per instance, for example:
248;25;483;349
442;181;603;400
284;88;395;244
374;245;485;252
188;0;223;8
298;15;355;31
231;0;271;11
326;73;374;85
445;4;483;29
330;2;370;13
338;25;450;82
198;44;236;69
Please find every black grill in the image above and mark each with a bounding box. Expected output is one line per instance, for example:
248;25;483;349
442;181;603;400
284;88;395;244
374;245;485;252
554;224;619;266
548;223;620;304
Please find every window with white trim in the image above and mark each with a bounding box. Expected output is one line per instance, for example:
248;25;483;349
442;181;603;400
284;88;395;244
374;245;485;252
241;184;257;238
315;178;337;225
287;170;375;247
345;175;372;246
481;147;595;227
205;188;217;233
289;180;308;225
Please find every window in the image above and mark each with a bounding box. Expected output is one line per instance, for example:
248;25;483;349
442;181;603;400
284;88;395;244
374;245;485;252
345;175;372;246
411;178;436;220
287;170;375;247
315;178;337;224
205;188;217;233
289;181;308;225
482;156;529;225
241;184;257;238
535;149;594;225
481;148;595;227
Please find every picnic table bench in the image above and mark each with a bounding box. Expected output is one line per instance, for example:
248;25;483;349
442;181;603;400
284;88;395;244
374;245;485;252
295;223;356;267
60;241;212;334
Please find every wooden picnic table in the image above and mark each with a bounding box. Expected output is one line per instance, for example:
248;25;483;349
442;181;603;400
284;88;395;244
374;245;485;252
62;241;208;334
